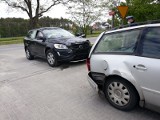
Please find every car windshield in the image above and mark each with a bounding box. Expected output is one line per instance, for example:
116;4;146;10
43;28;74;39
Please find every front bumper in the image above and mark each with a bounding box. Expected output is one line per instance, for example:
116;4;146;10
55;48;90;62
56;49;74;62
87;73;98;91
87;72;106;91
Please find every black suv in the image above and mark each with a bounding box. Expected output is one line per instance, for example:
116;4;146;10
24;27;91;67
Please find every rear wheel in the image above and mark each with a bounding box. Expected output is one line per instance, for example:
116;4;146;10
25;47;34;60
46;50;58;67
104;77;139;111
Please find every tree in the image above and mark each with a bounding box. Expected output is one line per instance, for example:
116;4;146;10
105;0;160;28
123;0;160;22
0;17;74;38
0;18;29;37
1;0;70;29
66;0;111;35
39;16;75;30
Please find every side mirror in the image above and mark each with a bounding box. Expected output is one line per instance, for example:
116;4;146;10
80;34;86;38
37;36;46;41
75;33;81;37
75;33;86;38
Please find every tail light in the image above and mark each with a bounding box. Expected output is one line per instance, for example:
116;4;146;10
86;58;90;71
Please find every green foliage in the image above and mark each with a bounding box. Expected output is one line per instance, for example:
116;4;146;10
126;0;160;22
108;0;160;27
1;0;70;29
66;0;110;35
0;17;75;38
0;18;29;38
38;17;75;30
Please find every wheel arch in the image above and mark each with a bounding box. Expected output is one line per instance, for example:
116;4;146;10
24;46;27;50
45;47;51;54
45;46;57;54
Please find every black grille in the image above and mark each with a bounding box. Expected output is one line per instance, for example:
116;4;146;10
70;42;90;50
69;41;91;60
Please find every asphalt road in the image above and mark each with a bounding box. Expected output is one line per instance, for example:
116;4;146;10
0;38;160;120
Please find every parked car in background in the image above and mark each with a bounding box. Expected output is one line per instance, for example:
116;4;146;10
24;27;91;67
87;22;160;113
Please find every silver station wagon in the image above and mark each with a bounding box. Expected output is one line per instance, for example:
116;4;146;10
87;22;160;112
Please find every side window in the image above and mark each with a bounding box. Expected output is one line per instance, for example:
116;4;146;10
26;30;36;39
27;31;32;38
94;29;141;53
141;27;160;58
36;31;44;38
30;30;36;39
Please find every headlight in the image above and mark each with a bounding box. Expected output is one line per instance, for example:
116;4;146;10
54;44;68;49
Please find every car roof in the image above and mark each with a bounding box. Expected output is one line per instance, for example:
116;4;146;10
30;27;61;31
105;23;160;34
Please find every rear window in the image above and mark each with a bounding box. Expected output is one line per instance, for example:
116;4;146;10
94;29;141;54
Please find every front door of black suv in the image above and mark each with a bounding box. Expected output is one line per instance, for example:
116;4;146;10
24;30;37;55
33;31;46;58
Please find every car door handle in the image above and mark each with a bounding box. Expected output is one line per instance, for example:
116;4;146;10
133;64;147;71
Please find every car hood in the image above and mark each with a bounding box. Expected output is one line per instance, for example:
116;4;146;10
48;37;87;46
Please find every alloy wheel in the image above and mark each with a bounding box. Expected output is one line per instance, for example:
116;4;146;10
26;49;30;59
47;52;55;65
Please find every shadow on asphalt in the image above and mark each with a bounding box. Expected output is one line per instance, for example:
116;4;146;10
33;57;86;70
24;57;160;117
97;90;160;118
59;61;86;70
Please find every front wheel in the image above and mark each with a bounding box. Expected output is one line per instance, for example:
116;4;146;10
104;78;139;111
46;50;58;67
25;47;34;60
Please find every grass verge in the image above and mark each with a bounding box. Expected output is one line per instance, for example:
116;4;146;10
86;30;103;38
0;37;24;45
87;34;100;38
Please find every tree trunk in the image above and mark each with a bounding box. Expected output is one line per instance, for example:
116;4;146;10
83;25;89;36
29;17;39;29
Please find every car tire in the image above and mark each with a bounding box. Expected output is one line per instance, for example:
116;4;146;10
25;47;34;60
46;50;58;67
104;77;139;111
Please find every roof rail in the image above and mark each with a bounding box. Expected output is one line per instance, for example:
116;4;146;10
110;19;160;30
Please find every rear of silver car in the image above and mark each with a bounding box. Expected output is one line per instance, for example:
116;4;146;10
87;24;160;112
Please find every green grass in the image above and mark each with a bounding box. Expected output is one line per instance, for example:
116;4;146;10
86;30;104;38
0;37;24;45
87;34;100;38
